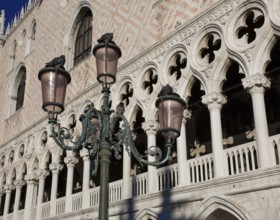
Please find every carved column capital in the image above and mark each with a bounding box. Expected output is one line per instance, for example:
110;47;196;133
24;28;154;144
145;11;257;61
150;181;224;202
202;92;227;110
80;149;89;160
13;179;25;189
64;156;79;167
142;120;159;135
183;109;192;123
4;184;15;192
242;74;271;94
36;169;49;179
25;174;38;184
49;163;64;174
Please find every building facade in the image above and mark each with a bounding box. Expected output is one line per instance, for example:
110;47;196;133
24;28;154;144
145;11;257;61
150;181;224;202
0;0;280;219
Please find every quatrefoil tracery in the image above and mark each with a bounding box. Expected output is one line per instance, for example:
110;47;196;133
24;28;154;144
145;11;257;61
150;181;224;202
200;34;221;64
169;54;187;80
237;11;264;44
121;84;133;106
142;69;158;94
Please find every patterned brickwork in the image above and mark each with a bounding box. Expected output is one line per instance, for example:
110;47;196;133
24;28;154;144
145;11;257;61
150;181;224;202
0;0;218;144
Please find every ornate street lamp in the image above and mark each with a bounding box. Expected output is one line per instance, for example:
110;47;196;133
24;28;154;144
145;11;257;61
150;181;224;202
38;33;186;220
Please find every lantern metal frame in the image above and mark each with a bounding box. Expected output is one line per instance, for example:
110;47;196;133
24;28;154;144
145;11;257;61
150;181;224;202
39;33;186;220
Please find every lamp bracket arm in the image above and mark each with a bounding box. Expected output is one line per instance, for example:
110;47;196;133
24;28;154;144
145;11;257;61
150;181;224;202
110;113;174;167
49;122;81;151
139;143;172;166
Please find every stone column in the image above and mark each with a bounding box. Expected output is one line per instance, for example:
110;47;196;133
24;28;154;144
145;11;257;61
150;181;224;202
35;169;49;220
49;163;63;216
3;184;14;217
23;174;38;220
177;109;192;186
64;156;78;212
202;92;227;178
142;120;159;193
12;179;25;220
242;74;273;167
122;139;132;199
80;149;90;209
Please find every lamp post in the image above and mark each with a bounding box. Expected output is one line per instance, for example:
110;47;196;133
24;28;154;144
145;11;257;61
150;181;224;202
38;33;186;220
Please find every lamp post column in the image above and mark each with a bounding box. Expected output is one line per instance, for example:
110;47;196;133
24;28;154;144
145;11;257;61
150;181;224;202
99;86;112;220
35;169;49;220
64;155;78;213
142;120;159;193
49;163;63;216
80;149;90;209
12;180;25;220
202;92;227;178
3;184;13;217
177;109;192;186
242;74;272;167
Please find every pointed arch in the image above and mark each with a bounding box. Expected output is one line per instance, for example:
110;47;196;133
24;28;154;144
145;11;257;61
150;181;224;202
9;65;26;115
8;40;17;72
65;2;93;69
25;19;36;55
135;208;158;220
191;196;250;220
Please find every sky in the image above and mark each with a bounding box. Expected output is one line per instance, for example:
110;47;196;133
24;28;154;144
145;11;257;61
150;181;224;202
0;0;29;31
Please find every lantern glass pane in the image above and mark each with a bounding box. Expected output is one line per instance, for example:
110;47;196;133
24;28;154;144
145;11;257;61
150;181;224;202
95;47;119;84
158;99;184;139
40;70;68;113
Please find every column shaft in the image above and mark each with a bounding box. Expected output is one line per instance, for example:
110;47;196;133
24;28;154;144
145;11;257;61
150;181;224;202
176;110;190;185
202;93;227;178
243;74;272;167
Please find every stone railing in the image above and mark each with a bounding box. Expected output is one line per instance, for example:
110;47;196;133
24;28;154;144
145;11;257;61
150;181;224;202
55;197;65;216
187;154;214;184
132;172;148;197
2;135;280;219
224;141;258;175
157;163;179;191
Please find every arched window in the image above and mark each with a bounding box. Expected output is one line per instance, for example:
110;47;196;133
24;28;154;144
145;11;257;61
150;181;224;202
26;20;36;55
8;40;17;72
15;67;26;111
74;11;92;66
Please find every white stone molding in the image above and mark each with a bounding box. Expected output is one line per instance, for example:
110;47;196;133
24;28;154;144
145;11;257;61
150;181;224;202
268;0;280;35
190;195;250;220
202;92;227;110
242;74;271;94
135;208;158;220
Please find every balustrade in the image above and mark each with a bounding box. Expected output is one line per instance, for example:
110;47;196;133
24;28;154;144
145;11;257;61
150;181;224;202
2;137;280;219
